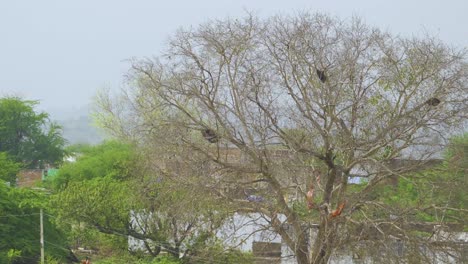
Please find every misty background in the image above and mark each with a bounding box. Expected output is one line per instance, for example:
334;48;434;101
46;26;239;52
1;0;467;144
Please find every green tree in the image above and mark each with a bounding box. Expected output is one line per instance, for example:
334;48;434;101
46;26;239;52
0;183;75;264
48;141;134;189
0;152;21;185
46;141;137;253
0;97;67;168
346;134;467;262
50;141;229;260
380;134;467;221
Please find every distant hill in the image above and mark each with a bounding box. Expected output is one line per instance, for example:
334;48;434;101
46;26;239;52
48;105;106;145
58;115;105;145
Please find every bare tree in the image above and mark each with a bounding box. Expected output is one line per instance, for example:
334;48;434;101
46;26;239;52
95;13;467;264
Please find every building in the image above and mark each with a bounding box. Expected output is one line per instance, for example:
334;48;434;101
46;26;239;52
16;168;59;187
16;169;44;187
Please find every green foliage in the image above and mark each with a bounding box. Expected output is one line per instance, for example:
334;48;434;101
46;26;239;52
291;200;321;220
64;143;93;154
183;242;254;264
53;176;136;232
48;141;143;257
444;132;468;170
50;140;232;260
373;134;467;224
47;141;135;190
93;254;181;264
152;256;181;264
44;256;60;264
0;97;67;168
0;152;21;185
6;249;21;264
0;184;72;264
71;228;129;257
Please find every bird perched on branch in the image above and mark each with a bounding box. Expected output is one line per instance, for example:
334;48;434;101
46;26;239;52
316;69;327;83
201;128;218;143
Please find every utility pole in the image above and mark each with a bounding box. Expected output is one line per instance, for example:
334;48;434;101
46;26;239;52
40;208;44;264
32;187;49;264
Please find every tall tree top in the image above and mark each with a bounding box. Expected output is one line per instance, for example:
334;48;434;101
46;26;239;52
0;97;67;168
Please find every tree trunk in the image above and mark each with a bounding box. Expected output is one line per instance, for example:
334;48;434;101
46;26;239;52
307;160;340;264
310;217;337;264
296;250;310;264
294;231;311;264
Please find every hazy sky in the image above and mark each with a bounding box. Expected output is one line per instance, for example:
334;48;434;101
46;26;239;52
1;0;467;116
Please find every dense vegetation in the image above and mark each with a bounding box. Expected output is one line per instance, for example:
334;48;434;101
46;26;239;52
0;97;67;169
0;180;74;263
1;11;467;264
46;141;252;263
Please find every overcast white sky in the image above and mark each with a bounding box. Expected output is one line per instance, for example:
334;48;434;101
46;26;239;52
1;0;467;116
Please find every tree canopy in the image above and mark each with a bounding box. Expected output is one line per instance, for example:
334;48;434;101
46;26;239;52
94;13;467;264
0;152;21;185
48;141;135;189
0;183;75;264
49;141;229;261
0;97;67;168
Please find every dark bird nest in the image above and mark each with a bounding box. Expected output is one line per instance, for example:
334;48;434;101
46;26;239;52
201;129;218;143
426;97;441;106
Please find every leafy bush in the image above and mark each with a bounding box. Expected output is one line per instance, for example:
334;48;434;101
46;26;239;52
183;243;253;264
93;254;180;264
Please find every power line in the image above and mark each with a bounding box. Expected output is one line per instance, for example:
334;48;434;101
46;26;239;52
44;240;73;252
0;213;40;218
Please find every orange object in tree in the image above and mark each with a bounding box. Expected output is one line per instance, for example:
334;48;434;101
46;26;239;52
306;185;314;209
330;202;345;218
